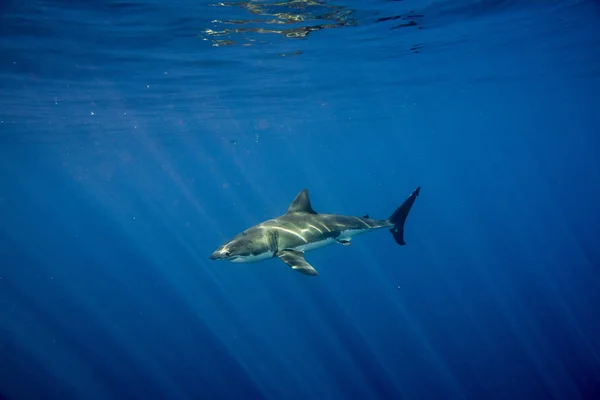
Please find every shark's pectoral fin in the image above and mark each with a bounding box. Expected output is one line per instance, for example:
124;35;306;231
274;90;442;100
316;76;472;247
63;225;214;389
336;238;351;246
277;249;318;276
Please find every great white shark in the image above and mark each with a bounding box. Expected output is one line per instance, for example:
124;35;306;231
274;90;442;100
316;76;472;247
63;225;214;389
210;186;421;276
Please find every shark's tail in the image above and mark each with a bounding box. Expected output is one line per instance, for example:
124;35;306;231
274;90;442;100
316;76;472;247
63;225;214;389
388;186;421;245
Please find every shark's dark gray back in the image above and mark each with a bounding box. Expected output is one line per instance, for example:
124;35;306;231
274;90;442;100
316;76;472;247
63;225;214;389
254;189;391;251
258;212;390;251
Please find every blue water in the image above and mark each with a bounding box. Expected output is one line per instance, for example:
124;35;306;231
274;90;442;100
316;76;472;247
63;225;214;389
2;0;600;399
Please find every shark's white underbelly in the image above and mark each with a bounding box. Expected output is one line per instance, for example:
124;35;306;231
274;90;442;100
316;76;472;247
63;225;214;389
292;237;336;253
293;229;367;252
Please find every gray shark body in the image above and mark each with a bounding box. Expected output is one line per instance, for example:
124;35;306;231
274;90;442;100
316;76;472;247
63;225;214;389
210;186;421;276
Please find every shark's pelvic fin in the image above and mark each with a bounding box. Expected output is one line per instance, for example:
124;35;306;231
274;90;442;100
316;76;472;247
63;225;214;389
287;189;317;214
277;249;318;276
388;186;421;246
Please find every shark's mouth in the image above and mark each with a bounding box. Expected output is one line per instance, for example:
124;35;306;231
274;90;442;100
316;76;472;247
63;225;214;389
229;251;275;264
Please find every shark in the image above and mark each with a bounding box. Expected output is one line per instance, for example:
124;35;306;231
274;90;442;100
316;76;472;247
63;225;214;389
209;186;421;276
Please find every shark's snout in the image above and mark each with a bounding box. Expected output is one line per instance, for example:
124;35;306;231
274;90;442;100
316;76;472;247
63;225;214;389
209;246;231;260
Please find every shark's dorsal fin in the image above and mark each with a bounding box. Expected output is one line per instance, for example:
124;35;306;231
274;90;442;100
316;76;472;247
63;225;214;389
287;189;317;214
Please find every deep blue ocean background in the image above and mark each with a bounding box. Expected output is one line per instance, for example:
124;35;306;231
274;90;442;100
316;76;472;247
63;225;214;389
2;0;600;399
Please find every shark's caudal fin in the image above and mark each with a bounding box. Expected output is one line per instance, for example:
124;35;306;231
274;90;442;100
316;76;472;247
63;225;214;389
388;186;421;245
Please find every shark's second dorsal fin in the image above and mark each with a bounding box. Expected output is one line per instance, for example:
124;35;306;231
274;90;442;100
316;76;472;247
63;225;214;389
287;189;317;214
